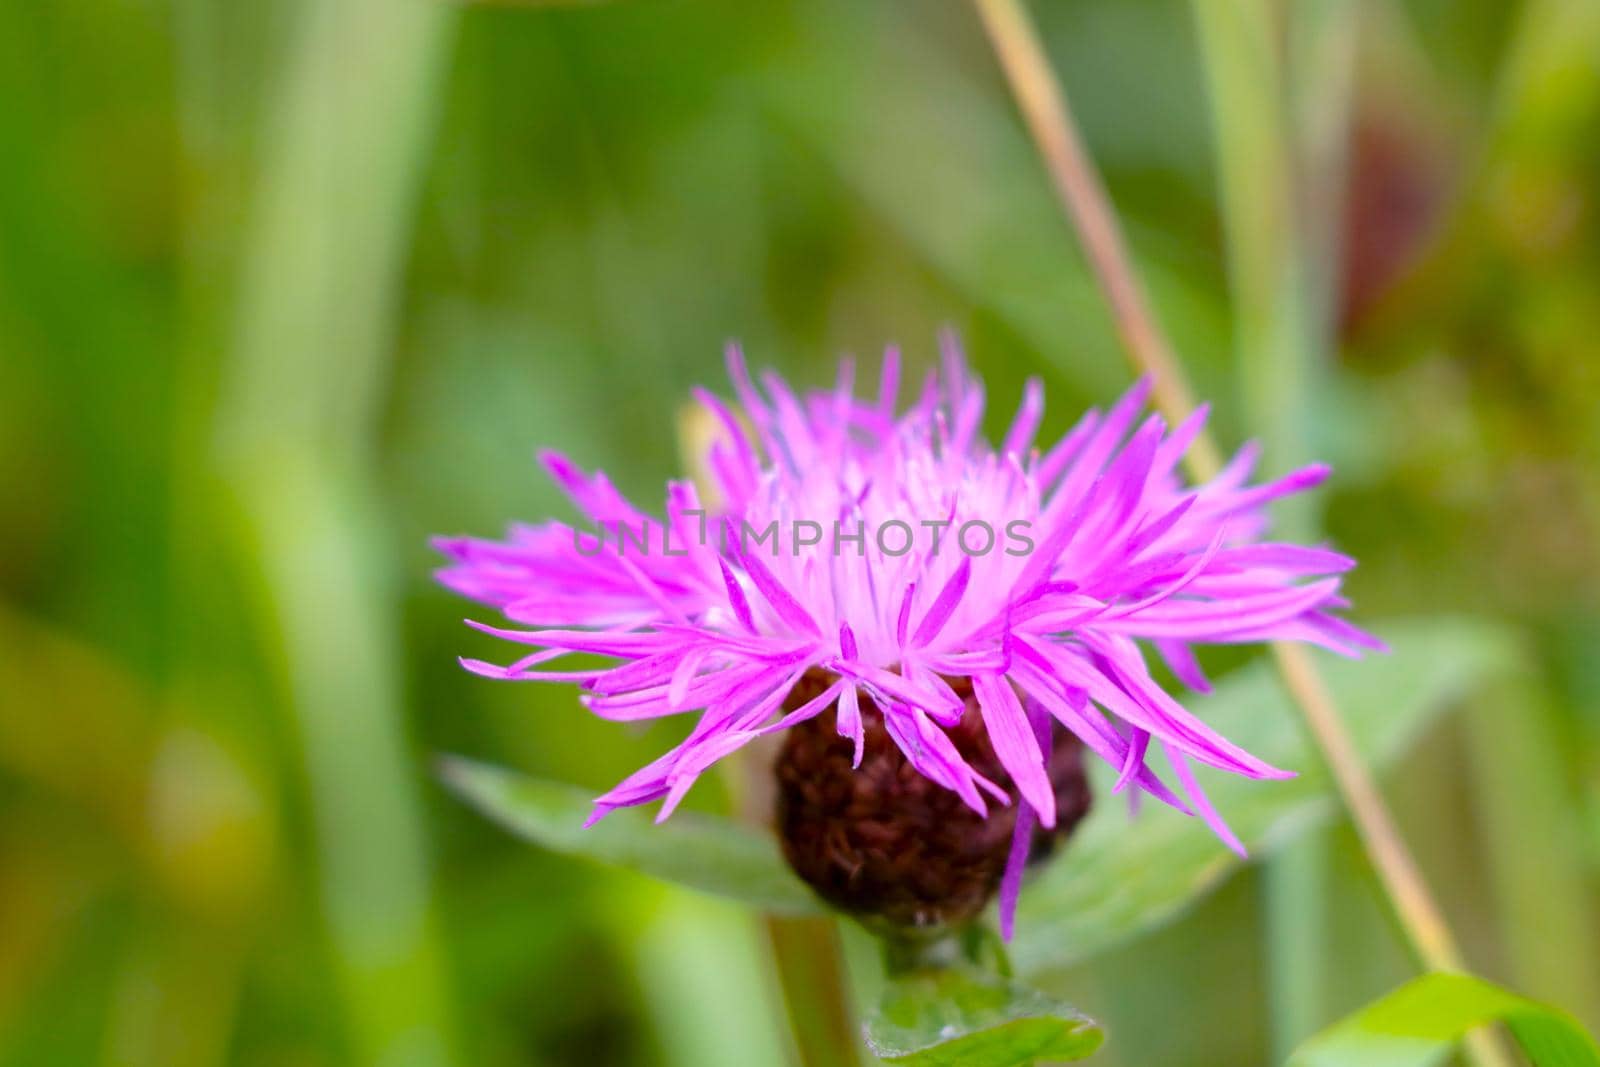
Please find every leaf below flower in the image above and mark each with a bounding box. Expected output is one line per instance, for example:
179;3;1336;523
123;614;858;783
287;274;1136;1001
1013;617;1520;976
437;755;821;915
865;966;1104;1066
440;616;1517;962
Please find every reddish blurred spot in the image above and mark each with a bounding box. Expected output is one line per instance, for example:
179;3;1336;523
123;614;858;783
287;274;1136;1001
1339;112;1454;335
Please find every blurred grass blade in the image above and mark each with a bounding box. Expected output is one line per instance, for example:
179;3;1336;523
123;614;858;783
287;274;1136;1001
1188;0;1357;1053
1189;0;1321;510
1288;973;1600;1067
214;0;459;1062
1013;618;1519;977
1465;673;1600;1024
438;756;822;915
865;966;1103;1066
766;11;1210;403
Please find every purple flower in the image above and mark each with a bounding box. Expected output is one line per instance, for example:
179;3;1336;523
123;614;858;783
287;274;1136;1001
436;338;1379;933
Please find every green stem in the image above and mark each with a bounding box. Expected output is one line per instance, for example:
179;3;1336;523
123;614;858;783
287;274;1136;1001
719;736;857;1064
1264;842;1332;1057
1187;1;1349;1054
1189;0;1318;524
630;894;799;1067
880;923;1010;979
765;916;862;1067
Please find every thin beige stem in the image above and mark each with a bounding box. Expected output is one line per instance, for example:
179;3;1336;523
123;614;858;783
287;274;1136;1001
1271;642;1465;970
971;0;1223;480
972;0;1475;982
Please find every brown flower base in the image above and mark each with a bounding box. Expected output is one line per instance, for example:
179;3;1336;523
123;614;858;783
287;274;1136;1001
774;671;1092;931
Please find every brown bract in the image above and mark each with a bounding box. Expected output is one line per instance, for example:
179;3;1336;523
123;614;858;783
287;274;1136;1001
774;670;1092;931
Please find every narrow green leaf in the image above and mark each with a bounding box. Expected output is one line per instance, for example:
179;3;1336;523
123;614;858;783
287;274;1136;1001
1013;618;1519;976
865;966;1104;1066
1288;972;1600;1067
437;755;821;915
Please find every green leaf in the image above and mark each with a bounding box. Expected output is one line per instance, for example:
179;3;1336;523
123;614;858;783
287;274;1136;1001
1288;972;1600;1067
437;756;821;915
865;966;1104;1066
442;618;1516;945
1013;618;1520;977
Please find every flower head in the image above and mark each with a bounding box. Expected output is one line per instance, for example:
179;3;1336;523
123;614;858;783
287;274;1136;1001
436;338;1379;932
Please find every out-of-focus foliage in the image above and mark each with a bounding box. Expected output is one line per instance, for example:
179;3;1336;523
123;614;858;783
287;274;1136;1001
1289;973;1600;1067
1;0;1598;1065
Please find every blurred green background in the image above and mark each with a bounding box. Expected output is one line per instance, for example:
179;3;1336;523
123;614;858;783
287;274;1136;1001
2;0;1598;1064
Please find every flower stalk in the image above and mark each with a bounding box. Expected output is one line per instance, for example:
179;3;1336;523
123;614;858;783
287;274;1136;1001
764;915;862;1067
